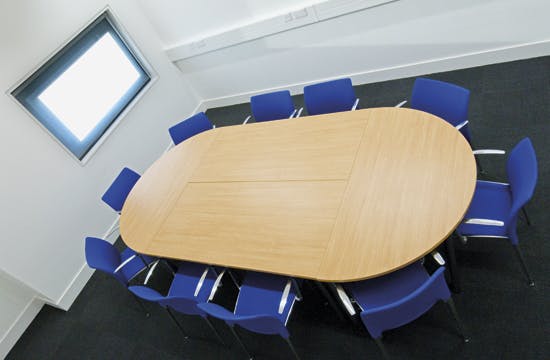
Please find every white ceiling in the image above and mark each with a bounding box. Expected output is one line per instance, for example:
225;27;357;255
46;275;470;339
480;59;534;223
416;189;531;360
137;0;321;47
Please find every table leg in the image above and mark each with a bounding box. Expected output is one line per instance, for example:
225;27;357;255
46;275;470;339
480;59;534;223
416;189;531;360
314;281;346;321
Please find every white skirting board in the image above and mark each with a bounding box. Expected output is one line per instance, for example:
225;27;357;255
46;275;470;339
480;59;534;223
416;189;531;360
201;39;550;110
0;297;44;359
49;215;120;311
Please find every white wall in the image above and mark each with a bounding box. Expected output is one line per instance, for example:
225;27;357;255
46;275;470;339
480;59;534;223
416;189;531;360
167;0;550;104
0;0;200;355
138;0;322;47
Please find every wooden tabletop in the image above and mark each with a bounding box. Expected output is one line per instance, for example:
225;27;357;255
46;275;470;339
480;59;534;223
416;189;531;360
120;108;476;282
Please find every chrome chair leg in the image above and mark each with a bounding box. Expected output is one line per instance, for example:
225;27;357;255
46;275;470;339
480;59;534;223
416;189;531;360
160;259;176;275
227;269;241;289
284;337;300;360
229;325;253;360
445;298;469;342
374;337;390;360
137;254;152;270
521;206;532;226
314;281;346;321
204;316;226;346
445;236;461;293
475;156;484;174
512;244;535;286
291;279;303;301
166;308;189;339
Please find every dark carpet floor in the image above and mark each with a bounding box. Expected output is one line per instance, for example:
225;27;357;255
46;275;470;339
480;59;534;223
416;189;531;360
8;56;549;360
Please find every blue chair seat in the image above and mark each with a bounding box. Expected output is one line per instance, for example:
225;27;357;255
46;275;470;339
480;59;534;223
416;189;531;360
456;181;511;238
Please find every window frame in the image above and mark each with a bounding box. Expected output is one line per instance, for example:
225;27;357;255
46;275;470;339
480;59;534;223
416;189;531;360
9;7;156;164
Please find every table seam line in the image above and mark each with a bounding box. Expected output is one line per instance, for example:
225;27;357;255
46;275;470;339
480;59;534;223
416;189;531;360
315;114;372;281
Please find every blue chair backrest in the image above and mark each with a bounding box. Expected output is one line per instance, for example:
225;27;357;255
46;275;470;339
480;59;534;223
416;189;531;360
85;237;126;284
168;112;213;146
359;267;450;339
507;138;538;218
232;272;292;337
101;167;140;213
304;78;357;115
251;90;295;122
410;77;472;142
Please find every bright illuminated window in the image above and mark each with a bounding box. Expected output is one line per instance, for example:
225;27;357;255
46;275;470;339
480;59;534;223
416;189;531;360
12;10;151;162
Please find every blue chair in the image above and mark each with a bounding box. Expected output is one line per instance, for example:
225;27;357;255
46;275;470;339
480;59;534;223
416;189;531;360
456;137;538;286
250;90;302;122
85;236;156;314
303;78;359;115
129;263;225;344
85;236;154;285
101;167;144;240
101;167;141;214
335;260;468;359
198;272;303;359
409;77;472;142
100;167;164;275
168;112;214;146
404;77;506;172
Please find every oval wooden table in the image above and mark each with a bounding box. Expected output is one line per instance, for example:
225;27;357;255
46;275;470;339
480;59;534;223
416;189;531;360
120;107;476;283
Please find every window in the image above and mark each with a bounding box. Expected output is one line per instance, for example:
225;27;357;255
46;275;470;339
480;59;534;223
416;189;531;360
11;10;152;162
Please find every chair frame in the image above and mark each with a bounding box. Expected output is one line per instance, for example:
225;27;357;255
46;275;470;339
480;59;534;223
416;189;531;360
199;272;303;359
334;253;469;359
456;138;537;286
129;265;226;345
